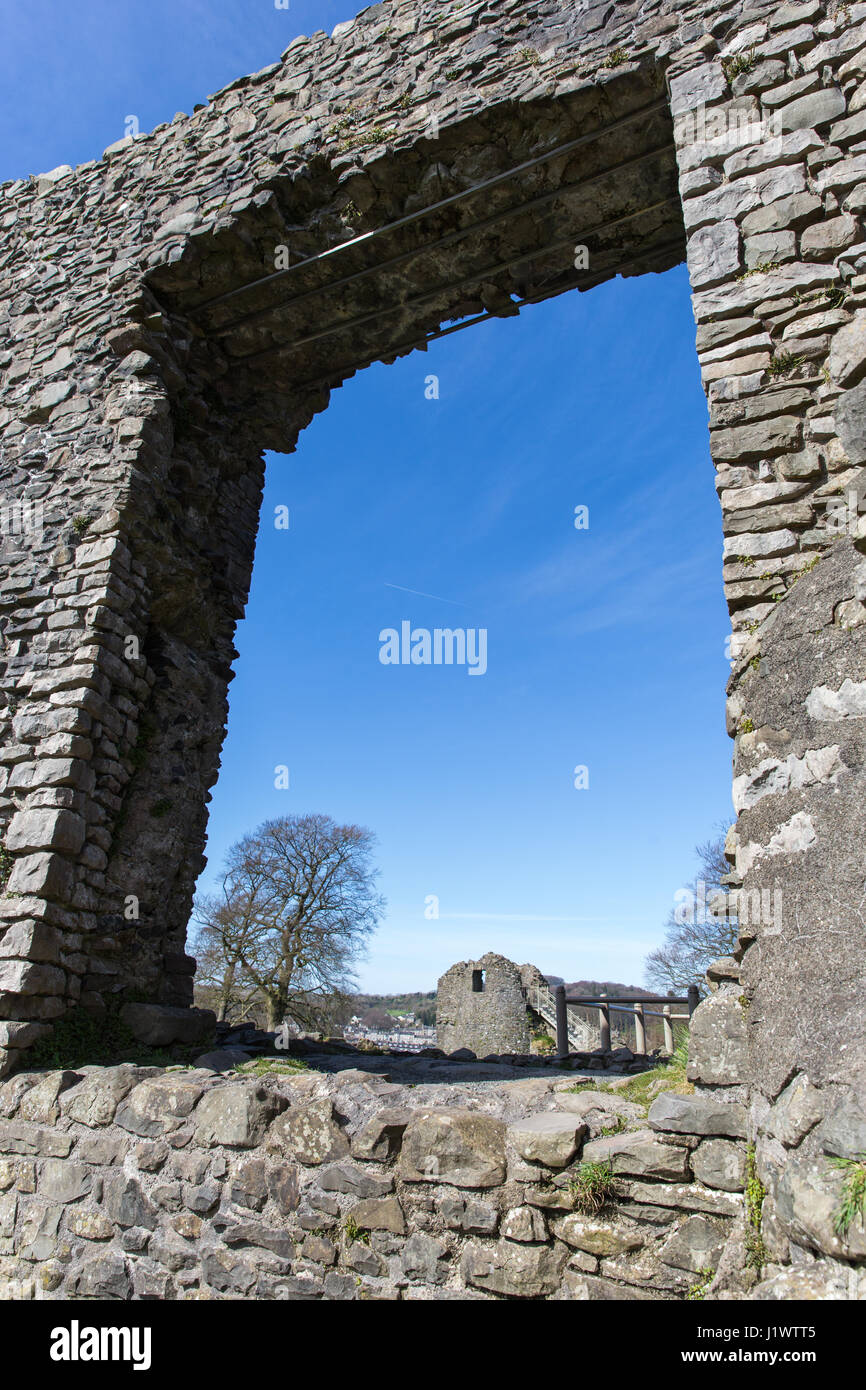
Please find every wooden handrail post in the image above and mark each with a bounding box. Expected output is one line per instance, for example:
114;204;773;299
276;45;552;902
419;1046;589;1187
634;1000;646;1055
555;985;568;1059
599;991;611;1052
687;984;700;1018
662;1004;674;1054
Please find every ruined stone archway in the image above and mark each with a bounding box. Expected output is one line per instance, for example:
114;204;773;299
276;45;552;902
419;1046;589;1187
1;0;865;1273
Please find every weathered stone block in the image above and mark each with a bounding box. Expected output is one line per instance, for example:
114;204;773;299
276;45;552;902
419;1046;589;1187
318;1160;392;1198
686;990;750;1086
462;1240;567;1298
351;1106;412;1161
659;1215;727;1273
5;808;86;855
581;1130;691;1180
829;310;866;388
115;1076;207;1137
350;1196;405;1235
60;1064;158;1127
552;1214;644;1257
267;1099;350;1166
649;1091;748;1138
771;1073;825;1146
507;1112;586;1168
502;1205;548;1243
400;1232;448;1284
691;1139;747;1191
193;1082;285;1148
398;1109;506;1188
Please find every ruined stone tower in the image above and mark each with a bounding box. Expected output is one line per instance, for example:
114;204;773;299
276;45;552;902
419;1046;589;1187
436;953;532;1055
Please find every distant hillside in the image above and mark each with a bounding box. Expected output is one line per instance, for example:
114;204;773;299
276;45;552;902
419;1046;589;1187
550;978;656;998
348;991;437;1026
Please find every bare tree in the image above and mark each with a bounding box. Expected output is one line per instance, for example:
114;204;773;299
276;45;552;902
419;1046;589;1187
191;813;384;1029
644;829;739;996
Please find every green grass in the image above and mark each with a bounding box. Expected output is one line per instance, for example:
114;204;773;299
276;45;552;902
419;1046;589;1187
722;47;757;83
337;126;396;153
687;1267;715;1300
342;1214;370;1245
568;1160;618;1215
830;1154;866;1239
737;260;780;281
767;352;804;380
565;1027;693;1113
233;1056;308;1077
744;1145;767;1273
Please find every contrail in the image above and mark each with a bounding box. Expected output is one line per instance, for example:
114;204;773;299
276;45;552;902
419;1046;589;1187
384;582;468;608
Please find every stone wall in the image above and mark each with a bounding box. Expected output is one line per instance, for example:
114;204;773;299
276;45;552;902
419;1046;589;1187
436;953;532;1055
0;1060;777;1302
0;0;864;1289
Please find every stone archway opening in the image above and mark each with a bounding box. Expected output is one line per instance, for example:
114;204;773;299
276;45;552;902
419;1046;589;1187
97;71;685;1002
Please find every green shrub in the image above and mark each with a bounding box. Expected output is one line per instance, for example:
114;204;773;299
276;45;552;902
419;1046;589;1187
831;1155;866;1239
568;1160;617;1215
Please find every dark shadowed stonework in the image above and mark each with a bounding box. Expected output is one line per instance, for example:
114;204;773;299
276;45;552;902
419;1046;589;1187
0;0;865;1290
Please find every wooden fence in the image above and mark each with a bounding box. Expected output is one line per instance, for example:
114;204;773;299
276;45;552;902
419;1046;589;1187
553;985;700;1060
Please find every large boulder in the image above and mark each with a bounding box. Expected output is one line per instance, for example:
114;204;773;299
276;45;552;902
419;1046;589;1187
399;1109;506;1188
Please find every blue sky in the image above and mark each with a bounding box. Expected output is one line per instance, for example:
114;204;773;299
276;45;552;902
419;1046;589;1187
3;1;733;991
